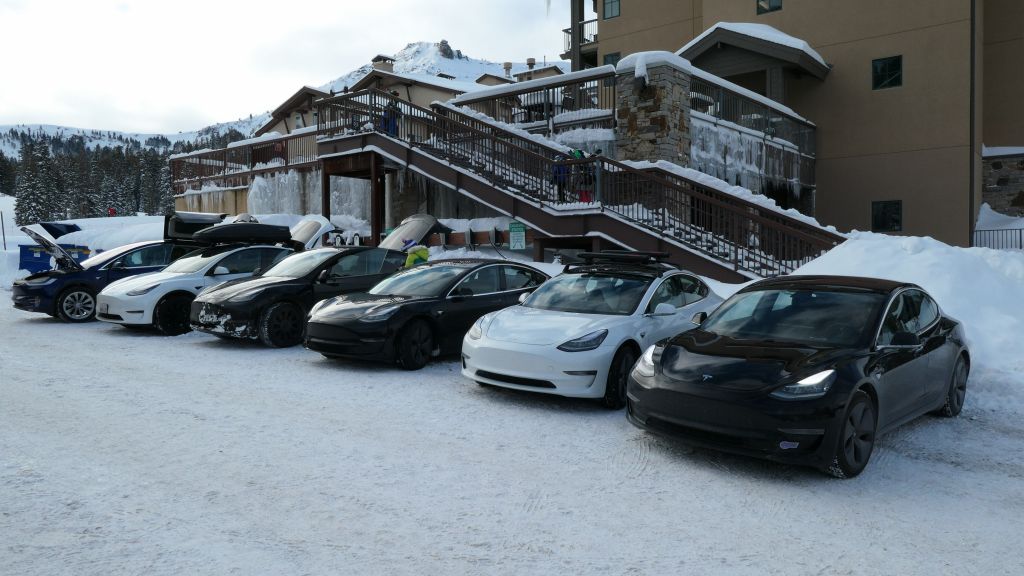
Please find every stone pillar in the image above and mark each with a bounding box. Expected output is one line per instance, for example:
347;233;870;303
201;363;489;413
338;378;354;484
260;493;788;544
614;53;692;166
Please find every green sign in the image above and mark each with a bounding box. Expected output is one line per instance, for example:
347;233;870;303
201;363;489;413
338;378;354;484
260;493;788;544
508;221;527;250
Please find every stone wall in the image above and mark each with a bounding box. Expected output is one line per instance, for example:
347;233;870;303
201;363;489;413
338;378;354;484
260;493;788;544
614;63;691;164
983;154;1024;217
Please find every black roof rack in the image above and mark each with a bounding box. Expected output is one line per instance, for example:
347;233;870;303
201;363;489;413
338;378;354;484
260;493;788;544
564;250;676;277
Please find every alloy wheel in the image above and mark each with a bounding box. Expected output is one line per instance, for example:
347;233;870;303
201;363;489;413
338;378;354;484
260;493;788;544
62;290;95;321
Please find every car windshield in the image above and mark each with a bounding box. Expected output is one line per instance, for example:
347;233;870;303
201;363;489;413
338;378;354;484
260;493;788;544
162;245;237;274
262;249;337;278
81;243;148;268
701;288;888;347
524;273;650;316
369;264;468;297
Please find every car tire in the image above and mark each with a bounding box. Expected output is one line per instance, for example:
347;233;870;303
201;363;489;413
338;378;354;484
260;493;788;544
935;355;969;417
153;294;194;336
396;319;433;371
827;391;877;479
601;345;638;410
56;287;96;322
258;302;304;348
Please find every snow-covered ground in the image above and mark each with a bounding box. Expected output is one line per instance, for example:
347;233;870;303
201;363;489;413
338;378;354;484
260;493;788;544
3;217;1024;574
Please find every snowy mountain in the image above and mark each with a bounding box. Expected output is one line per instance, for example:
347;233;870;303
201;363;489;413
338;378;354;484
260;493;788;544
320;40;566;94
0;40;569;159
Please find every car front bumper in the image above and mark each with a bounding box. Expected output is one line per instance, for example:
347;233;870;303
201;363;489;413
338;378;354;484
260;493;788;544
304;319;393;361
461;336;614;399
190;300;258;339
96;293;154;326
11;283;57;314
626;371;846;469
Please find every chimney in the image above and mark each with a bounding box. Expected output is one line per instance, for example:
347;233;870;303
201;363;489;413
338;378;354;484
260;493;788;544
371;54;395;73
526;57;536;70
503;62;512;78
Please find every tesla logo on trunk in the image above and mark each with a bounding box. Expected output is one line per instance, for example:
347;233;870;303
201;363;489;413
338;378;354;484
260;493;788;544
702;374;713;382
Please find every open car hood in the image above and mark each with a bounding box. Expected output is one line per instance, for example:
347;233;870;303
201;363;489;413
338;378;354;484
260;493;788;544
378;214;451;250
20;227;82;272
164;211;228;240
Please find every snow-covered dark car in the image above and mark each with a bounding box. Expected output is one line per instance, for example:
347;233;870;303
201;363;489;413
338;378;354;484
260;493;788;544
304;259;550;370
627;275;970;478
10;212;224;322
190;246;407;347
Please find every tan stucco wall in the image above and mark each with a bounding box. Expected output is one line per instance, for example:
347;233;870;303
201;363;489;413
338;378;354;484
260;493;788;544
174;187;249;215
596;0;702;63
982;0;1024;147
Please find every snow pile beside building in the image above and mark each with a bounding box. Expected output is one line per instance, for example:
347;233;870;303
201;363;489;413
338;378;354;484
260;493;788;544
794;232;1024;408
976;202;1024;231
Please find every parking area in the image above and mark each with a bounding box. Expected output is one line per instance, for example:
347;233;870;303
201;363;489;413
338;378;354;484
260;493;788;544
2;303;1023;576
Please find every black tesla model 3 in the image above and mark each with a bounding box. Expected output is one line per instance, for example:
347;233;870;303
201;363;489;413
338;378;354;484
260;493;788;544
304;259;549;370
627;275;969;478
190;246;407;347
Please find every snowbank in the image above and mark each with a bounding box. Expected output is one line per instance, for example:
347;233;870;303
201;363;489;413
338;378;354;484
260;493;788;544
794;232;1024;409
976;202;1024;231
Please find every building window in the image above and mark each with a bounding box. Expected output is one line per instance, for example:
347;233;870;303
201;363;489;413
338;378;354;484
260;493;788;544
603;0;620;19
872;200;902;232
872;56;902;90
603;52;621;66
757;0;782;14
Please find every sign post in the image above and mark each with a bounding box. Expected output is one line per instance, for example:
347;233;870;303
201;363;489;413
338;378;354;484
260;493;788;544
508;221;526;251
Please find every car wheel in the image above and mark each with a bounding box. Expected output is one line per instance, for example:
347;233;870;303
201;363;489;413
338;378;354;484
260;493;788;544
936;355;969;417
827;391;877;479
153;294;194;336
259;302;304;348
601;345;638;410
396;319;433;371
56;287;96;322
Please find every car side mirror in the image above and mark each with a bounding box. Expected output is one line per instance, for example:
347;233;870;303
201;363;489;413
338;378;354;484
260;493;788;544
691;311;708;325
110;259;125;270
518;292;530;304
317;269;329;283
252;267;262;276
652;303;676;316
213;266;230;276
890;331;921;347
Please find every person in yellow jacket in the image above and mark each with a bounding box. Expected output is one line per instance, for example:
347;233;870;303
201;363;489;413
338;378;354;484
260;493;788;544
401;239;429;268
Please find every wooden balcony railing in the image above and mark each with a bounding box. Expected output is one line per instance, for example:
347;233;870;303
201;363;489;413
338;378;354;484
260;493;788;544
169;130;319;195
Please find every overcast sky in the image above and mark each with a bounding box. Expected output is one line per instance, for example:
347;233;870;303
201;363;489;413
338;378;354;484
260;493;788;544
0;0;585;134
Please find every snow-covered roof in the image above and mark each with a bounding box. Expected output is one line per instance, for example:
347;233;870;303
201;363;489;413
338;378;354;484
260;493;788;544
452;65;616;104
982;145;1024;158
616;52;812;125
678;22;829;80
350;69;485;95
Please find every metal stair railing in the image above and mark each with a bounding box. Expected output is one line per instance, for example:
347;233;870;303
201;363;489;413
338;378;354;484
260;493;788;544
317;89;843;275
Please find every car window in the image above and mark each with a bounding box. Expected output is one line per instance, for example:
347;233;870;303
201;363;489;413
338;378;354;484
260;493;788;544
524;273;650;316
383;251;406;272
917;292;939;331
501;266;544;291
122;244;171;268
214;248;263;274
647;275;706;312
330;249;387;277
259;248;289;271
877;293;912;345
170;244;194;262
453;266;501;295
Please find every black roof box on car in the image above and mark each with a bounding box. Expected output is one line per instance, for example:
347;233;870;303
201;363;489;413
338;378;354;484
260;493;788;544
191;222;293;246
164;211;228;240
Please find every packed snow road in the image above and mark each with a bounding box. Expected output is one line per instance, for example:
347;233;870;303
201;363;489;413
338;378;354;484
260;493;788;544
2;303;1022;576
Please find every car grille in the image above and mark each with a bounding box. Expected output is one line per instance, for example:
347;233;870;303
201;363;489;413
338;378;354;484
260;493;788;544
476;370;555;388
98;313;124;321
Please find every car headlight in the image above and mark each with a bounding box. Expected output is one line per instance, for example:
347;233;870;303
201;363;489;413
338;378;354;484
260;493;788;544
25;276;56;286
126;284;160;296
467;313;495;340
359;304;400;322
633;344;658;378
770;369;836;400
557;329;608;352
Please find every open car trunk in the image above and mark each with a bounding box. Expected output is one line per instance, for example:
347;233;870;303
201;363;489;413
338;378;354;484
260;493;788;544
378;214;451;250
164;212;229;240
